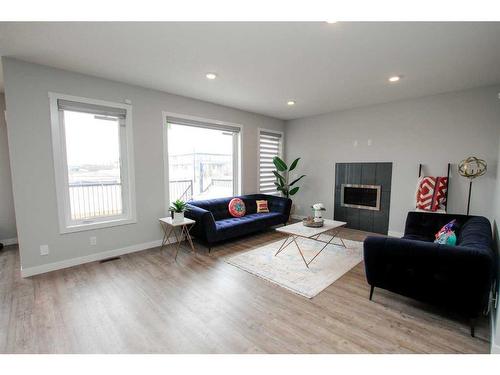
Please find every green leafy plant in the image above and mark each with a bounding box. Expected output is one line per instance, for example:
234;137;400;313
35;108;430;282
272;156;306;198
169;199;189;213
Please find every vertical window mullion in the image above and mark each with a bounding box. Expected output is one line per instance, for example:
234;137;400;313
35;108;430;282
59;110;73;226
232;132;238;196
118;118;128;218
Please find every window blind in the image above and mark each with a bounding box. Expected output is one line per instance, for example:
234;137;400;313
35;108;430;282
259;130;283;195
166;116;241;133
57;99;127;118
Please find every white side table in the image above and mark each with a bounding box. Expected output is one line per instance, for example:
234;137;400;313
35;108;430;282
159;217;196;260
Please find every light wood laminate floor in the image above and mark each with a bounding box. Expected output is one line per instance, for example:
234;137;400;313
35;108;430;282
0;228;490;353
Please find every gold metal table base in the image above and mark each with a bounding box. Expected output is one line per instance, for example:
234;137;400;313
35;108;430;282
160;222;195;261
274;228;346;268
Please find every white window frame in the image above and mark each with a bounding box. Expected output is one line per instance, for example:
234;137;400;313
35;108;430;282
162;111;242;213
257;128;284;195
49;92;137;234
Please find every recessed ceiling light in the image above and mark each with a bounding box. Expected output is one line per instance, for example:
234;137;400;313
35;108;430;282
388;75;402;83
287;100;296;106
206;72;217;80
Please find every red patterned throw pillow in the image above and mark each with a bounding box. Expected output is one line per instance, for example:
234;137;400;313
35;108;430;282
228;198;246;217
416;176;448;211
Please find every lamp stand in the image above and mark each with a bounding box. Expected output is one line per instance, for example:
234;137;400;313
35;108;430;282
466;180;472;216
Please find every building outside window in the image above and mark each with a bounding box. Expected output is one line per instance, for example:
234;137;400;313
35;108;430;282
166;116;241;202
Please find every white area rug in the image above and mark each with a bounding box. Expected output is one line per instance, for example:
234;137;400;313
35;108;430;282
225;235;364;298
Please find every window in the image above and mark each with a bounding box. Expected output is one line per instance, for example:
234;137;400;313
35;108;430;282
49;93;136;233
166;115;241;202
258;129;283;195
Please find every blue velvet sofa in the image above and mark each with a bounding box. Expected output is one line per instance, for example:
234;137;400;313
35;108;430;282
364;211;495;336
185;194;292;249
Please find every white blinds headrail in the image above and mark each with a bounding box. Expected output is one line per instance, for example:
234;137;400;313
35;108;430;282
166;116;241;133
57;99;127;118
259;130;283;195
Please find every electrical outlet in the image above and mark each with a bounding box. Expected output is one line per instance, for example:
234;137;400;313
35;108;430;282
367;139;372;146
40;245;49;256
353;140;358;147
90;236;97;246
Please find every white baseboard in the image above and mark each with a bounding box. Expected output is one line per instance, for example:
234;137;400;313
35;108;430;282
0;237;18;246
388;231;404;238
21;239;164;278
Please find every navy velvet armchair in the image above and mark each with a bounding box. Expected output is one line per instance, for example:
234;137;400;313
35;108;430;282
363;211;495;336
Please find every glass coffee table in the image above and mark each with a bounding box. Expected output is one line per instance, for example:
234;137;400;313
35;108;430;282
275;219;348;268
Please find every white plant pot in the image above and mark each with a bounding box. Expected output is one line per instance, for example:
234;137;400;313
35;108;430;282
173;211;184;223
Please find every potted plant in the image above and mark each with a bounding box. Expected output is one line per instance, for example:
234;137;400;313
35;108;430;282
272;156;306;199
169;199;189;223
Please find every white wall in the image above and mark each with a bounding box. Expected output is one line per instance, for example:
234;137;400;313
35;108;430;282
491;131;500;354
285;86;500;236
2;58;284;274
0;93;17;244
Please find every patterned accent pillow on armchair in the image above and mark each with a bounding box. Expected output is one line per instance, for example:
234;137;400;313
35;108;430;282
434;219;458;246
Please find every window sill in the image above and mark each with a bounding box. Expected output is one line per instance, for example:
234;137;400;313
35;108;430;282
59;217;137;234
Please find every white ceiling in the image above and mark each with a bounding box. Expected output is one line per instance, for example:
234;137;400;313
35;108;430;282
1;22;500;120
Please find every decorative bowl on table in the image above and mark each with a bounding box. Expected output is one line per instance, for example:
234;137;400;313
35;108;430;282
302;217;324;227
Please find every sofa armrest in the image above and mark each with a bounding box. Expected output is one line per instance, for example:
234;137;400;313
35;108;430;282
363;236;494;314
267;195;292;218
185;204;217;243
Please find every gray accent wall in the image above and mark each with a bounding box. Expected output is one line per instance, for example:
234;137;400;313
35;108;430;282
0;93;17;243
2;58;284;272
285;85;500;236
334;162;392;234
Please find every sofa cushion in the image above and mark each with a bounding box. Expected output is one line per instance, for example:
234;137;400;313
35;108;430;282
214;212;284;241
189;194;277;220
404;212;469;239
188;197;233;220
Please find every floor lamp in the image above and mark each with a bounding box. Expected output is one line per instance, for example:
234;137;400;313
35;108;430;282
458;156;487;215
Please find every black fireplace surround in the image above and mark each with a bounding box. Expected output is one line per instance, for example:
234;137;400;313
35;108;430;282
334;162;392;234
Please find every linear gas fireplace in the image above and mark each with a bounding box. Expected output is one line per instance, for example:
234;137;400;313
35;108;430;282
341;184;381;211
